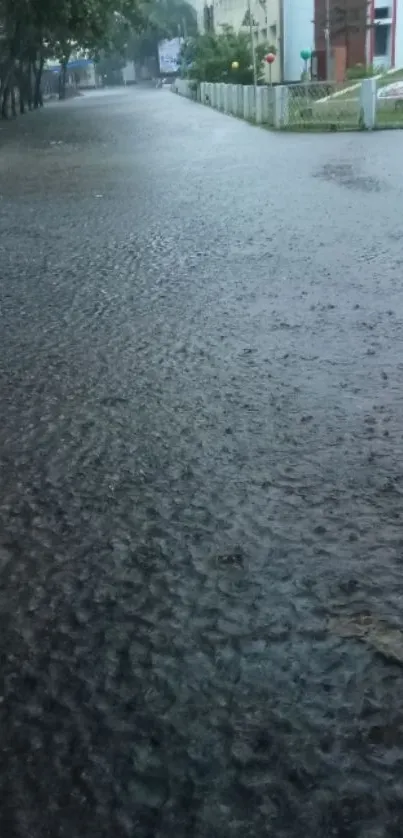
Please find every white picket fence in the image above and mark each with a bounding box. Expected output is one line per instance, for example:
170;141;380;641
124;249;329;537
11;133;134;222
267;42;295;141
172;79;276;126
171;77;384;131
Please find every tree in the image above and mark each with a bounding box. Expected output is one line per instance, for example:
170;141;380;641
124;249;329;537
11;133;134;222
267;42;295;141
0;0;197;118
143;0;197;41
180;27;275;85
0;0;144;115
95;0;197;82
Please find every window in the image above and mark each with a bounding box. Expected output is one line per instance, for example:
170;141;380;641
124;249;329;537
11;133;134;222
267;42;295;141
374;23;388;55
375;7;390;19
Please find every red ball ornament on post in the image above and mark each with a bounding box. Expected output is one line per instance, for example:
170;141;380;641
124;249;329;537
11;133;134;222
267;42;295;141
265;52;276;86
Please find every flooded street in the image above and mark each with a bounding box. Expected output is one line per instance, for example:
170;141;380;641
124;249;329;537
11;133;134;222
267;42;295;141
1;88;403;836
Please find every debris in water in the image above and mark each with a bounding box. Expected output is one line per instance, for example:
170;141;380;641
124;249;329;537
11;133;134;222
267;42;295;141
328;613;403;666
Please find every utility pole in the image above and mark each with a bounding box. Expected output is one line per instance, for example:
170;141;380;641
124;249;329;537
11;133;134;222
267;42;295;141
247;0;258;98
325;0;331;80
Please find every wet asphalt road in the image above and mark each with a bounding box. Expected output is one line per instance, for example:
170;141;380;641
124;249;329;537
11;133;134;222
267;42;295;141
1;88;403;836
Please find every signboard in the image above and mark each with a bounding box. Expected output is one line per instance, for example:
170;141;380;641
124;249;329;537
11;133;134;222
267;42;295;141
377;81;403;100
158;38;183;75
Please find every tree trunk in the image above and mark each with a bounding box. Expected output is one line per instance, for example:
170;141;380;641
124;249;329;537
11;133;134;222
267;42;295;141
10;84;17;117
18;60;26;113
1;21;23;117
19;85;25;114
59;60;67;100
1;86;10;119
27;62;34;109
0;59;14;111
33;57;44;108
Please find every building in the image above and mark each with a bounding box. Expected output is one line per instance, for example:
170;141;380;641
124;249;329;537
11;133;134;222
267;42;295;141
44;58;97;92
368;0;403;69
212;0;282;82
282;0;314;80
315;0;403;73
196;0;403;85
198;0;314;82
315;0;367;69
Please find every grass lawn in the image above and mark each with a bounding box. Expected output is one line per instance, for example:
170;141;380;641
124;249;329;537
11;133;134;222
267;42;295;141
287;96;360;129
376;102;403;127
258;68;403;131
376;67;403;88
299;68;403;130
325;67;403;103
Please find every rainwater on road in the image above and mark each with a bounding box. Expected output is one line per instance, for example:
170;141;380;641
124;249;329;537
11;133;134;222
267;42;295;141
1;88;403;837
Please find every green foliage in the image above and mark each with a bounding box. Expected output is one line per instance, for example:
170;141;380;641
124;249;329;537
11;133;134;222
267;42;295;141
142;0;197;41
346;63;376;80
0;0;196;116
180;28;275;85
95;0;197;73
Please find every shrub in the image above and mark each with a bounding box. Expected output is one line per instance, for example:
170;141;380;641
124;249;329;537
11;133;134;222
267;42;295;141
180;28;275;85
346;64;376;81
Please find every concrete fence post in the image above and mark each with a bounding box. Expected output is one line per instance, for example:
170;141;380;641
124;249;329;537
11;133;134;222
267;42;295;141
230;85;238;116
216;83;221;109
360;78;377;129
216;84;221;108
256;86;263;124
234;85;240;115
223;84;231;114
243;85;255;120
256;86;271;124
200;82;206;102
243;86;249;119
267;86;275;125
274;85;289;128
211;84;218;108
219;83;226;111
262;87;271;123
220;82;227;111
237;85;244;117
250;86;256;121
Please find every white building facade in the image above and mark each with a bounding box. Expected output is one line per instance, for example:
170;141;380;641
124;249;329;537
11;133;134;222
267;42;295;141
282;0;314;81
369;0;403;70
197;0;315;82
396;0;403;67
194;0;403;84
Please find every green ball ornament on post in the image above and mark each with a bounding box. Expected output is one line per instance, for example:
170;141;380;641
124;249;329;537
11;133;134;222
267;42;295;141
300;48;312;81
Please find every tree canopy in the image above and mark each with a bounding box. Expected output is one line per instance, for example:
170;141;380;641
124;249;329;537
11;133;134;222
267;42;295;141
180;27;276;86
0;0;196;117
96;0;197;82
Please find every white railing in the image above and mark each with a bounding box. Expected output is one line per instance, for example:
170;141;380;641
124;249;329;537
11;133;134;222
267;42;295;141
172;77;403;130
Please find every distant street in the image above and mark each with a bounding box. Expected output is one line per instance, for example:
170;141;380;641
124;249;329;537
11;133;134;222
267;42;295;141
1;88;403;837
